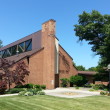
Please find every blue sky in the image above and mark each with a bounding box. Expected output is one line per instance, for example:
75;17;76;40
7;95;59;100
0;0;110;69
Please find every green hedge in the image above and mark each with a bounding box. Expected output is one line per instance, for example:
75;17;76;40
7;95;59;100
92;84;107;90
6;88;24;94
14;84;46;89
40;85;46;89
35;85;40;89
70;75;87;87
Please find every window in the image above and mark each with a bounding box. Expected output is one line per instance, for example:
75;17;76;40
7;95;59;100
8;47;12;56
2;50;4;58
0;51;2;58
25;39;32;51
18;42;25;54
2;50;7;58
0;39;32;58
6;49;11;57
12;45;17;55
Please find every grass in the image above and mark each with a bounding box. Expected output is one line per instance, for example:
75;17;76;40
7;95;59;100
0;95;110;110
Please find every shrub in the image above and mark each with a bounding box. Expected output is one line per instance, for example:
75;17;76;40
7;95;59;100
6;88;24;94
18;88;45;96
70;75;87;87
89;89;95;92
14;85;24;88
0;81;7;94
104;88;108;91
37;91;45;95
35;84;41;89
23;84;34;88
41;85;46;89
19;91;27;96
100;91;108;95
28;88;41;95
84;83;92;88
24;92;33;96
15;84;46;90
75;86;79;89
60;78;69;87
15;84;34;88
92;84;106;90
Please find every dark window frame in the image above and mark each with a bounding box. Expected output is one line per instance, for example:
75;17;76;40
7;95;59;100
0;39;32;58
25;39;32;52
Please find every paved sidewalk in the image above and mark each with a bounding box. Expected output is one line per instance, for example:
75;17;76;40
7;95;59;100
0;88;100;98
0;93;18;97
44;88;100;98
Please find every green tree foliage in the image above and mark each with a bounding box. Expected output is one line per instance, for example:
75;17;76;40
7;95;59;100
93;65;108;81
70;75;87;86
74;10;110;66
88;67;97;71
0;40;3;48
76;65;86;71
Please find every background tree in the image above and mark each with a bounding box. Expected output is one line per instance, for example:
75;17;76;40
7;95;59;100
88;67;97;71
76;65;86;71
93;64;109;81
74;10;110;66
0;40;3;48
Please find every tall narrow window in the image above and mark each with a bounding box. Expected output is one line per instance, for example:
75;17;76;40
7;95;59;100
0;51;2;58
18;42;25;54
12;45;17;55
25;39;32;52
2;50;7;58
2;50;4;58
8;47;12;56
6;49;11;57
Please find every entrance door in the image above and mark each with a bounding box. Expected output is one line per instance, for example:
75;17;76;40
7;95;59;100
55;74;59;88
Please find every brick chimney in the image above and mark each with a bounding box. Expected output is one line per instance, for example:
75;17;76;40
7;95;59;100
41;19;58;89
42;19;56;37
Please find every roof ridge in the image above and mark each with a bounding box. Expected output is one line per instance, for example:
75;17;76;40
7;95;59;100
0;30;41;51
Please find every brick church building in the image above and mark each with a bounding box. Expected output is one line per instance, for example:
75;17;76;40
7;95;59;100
0;19;78;89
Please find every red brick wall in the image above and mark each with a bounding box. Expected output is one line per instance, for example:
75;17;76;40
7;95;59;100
58;46;78;86
95;81;109;86
28;49;44;85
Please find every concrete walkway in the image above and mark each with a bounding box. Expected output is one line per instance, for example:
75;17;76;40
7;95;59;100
44;88;100;98
0;88;100;98
0;93;18;97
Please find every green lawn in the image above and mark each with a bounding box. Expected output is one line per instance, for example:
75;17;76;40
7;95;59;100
0;95;110;110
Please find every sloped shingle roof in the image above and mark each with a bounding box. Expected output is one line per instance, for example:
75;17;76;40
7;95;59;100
78;71;97;75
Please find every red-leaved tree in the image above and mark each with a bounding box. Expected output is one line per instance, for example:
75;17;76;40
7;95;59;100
0;58;30;94
12;61;30;85
0;58;14;92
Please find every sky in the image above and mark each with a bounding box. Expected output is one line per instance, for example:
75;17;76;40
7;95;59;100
0;0;110;69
